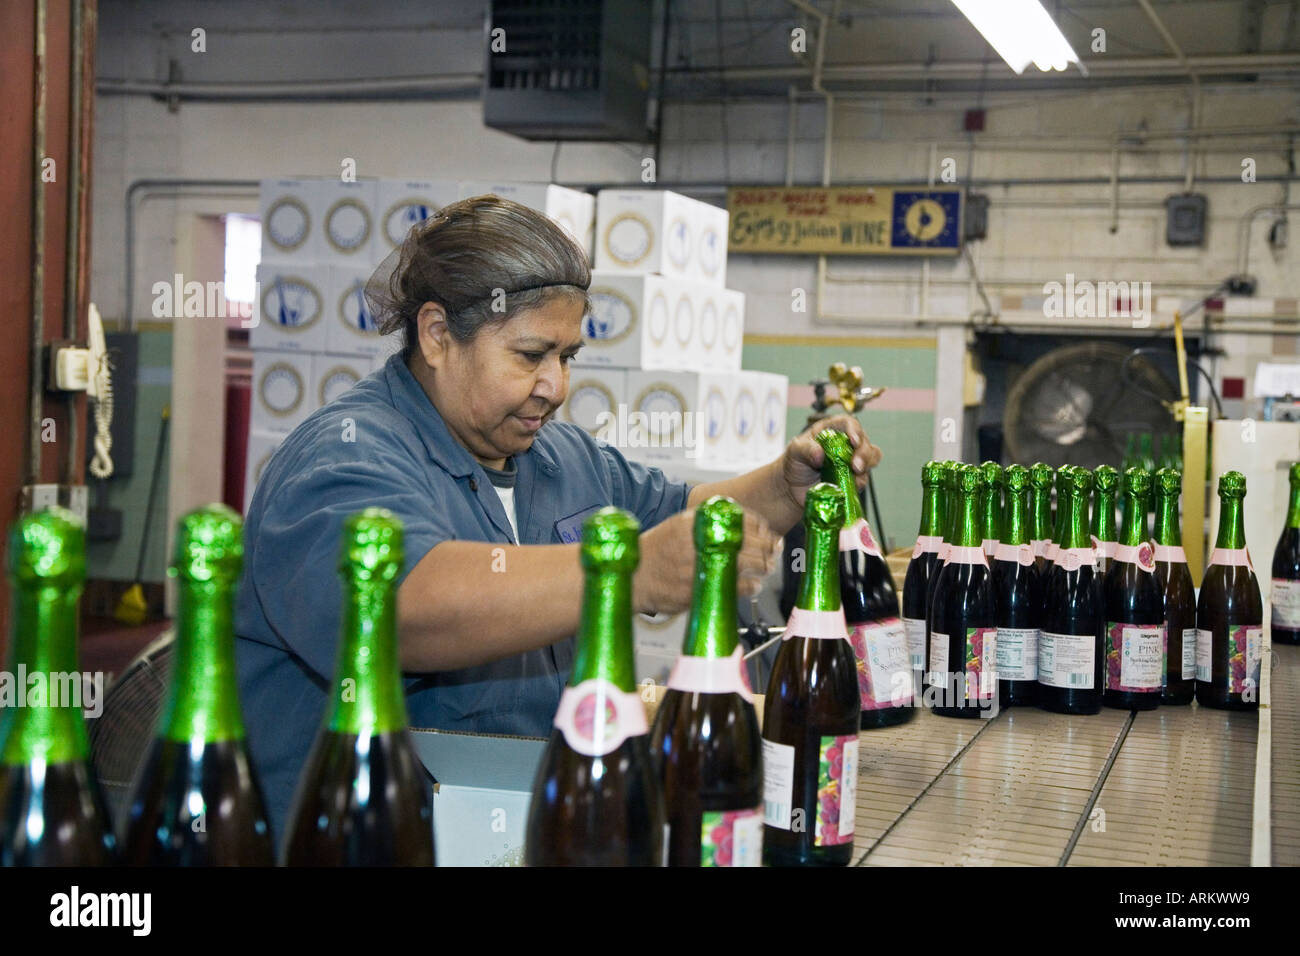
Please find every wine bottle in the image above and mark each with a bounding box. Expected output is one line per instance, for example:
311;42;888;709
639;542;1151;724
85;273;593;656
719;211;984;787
1270;461;1300;645
1043;465;1072;567
1153;467;1196;704
1195;472;1264;711
283;509;434;865
980;461;1004;559
1090;465;1119;577
122;505;275;865
1029;462;1054;574
923;461;961;689
903;462;946;693
526;507;665;865
650;496;763;867
819;430;913;728
926;465;997;718
1101;468;1163;711
994;465;1041;708
1039;467;1104;714
0;508;116;866
762;484;860;867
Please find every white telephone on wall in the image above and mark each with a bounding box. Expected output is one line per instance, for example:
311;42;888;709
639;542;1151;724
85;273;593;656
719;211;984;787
53;302;114;478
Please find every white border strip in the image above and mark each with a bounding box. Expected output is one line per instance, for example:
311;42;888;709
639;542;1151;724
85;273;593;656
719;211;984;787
1250;609;1272;867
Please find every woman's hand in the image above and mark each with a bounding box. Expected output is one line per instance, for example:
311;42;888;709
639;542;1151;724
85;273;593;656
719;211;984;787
779;414;883;514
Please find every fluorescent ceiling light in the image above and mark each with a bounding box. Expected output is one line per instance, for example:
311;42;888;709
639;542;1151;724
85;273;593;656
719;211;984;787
951;0;1082;74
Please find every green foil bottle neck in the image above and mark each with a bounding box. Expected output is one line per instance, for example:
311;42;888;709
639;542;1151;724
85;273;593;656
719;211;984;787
161;578;246;743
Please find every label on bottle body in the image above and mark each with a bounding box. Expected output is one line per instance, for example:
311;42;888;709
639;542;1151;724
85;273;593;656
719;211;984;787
911;534;944;559
1112;542;1157;573
667;646;754;702
928;631;949;687
1038;631;1096;689
840;518;883;558
903;617;927;670
784;607;849;641
1272;578;1300;628
553;679;649;757
997;626;1039;680
761;739;796;830
701;808;763;867
1196;628;1212;682
994;542;1035;566
927;627;996;699
848;616;913;710
1181;627;1197;680
1154;544;1187;564
1208;547;1254;570
1195;625;1262;693
814;735;858;846
1053;546;1097;572
1104;622;1165;692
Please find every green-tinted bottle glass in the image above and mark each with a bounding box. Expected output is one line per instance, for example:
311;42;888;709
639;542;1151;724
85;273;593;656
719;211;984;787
1271;462;1300;645
122;505;274;865
1153;468;1196;703
979;462;1004;557
1196;472;1263;710
0;507;115;866
1091;465;1119;574
650;497;762;867
283;508;434;865
1028;462;1054;570
527;507;666;866
993;465;1041;707
1101;468;1163;710
904;462;947;678
762;484;860;867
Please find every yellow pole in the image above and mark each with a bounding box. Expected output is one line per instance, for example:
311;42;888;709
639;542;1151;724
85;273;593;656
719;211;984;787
1172;311;1210;581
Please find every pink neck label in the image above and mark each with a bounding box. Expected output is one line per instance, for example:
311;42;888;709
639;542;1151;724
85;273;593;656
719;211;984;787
667;646;755;702
1209;547;1254;569
553;679;648;757
912;534;944;559
1112;541;1156;573
840;518;883;558
1090;535;1115;557
785;607;849;641
945;545;989;567
1054;546;1097;572
1153;543;1186;564
994;542;1035;567
1031;539;1049;558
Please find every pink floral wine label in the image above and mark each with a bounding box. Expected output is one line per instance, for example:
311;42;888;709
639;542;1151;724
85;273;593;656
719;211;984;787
994;542;1035;567
847;616;913;710
1054;546;1097;572
667;646;754;702
912;534;944;559
1153;543;1187;564
1225;625;1264;695
1208;547;1254;570
1112;542;1156;573
946;545;989;567
814;734;858;847
1105;621;1165;692
964;626;997;700
553;679;648;757
700;808;763;867
840;518;883;557
785;607;850;641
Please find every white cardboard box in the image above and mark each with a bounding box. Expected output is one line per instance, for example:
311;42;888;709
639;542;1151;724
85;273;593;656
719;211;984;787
755;371;790;463
730;371;762;464
458;181;595;261
375;179;460;253
323;267;385;357
252;263;330;353
560;368;626;437
312;178;379;266
259;178;318;261
595;189;729;285
251;350;313;435
622;369;733;468
701;287;745;372
311;354;369;409
242;429;283;514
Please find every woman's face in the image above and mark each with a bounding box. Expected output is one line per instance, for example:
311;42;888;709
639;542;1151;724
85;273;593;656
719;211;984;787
420;297;586;467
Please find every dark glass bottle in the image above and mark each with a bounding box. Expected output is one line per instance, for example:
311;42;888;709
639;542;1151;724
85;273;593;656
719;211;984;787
1270;461;1300;646
1090;465;1119;577
923;461;962;696
762;484;860;867
980;461;1004;560
527;507;666;865
122;505;275;865
1195;472;1264;711
1028;462;1054;575
819;430;913;728
0;508;116;866
1102;468;1163;711
903;462;946;696
993;464;1041;708
283;509;435;866
1153;468;1196;704
926;465;997;718
650;496;762;867
1039;467;1104;714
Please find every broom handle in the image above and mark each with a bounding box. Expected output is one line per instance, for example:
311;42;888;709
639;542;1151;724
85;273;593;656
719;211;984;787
133;406;170;583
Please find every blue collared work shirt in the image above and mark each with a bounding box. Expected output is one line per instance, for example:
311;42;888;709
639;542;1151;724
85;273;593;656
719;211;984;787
235;351;692;843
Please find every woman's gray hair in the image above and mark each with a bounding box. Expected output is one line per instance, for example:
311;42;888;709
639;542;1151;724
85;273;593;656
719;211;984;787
365;194;592;352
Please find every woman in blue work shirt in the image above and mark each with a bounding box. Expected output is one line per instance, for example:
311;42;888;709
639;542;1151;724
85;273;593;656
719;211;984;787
235;195;881;842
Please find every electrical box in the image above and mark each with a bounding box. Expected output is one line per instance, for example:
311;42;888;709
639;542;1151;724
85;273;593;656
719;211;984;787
1166;193;1208;247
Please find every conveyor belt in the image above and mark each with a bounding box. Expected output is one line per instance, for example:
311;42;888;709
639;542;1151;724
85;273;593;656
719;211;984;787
1273;644;1300;866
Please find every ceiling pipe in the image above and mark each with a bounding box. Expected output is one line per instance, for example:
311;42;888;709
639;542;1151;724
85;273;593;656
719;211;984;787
1136;0;1201;191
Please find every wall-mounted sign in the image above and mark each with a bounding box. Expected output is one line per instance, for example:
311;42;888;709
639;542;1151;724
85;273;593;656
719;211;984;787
727;186;963;256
